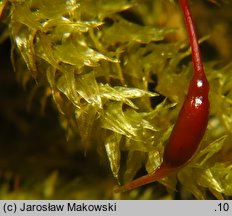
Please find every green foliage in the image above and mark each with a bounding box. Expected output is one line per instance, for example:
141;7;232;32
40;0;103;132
1;0;232;199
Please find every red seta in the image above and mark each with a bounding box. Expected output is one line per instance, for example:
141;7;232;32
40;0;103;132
114;0;210;193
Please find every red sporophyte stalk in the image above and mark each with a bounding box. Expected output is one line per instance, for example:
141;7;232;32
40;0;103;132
114;0;209;193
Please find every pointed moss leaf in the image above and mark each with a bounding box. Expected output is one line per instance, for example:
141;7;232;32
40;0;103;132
146;99;177;121
102;16;173;44
179;158;232;198
99;84;137;108
79;0;135;20
146;150;162;173
43;18;103;33
209;188;224;200
75;104;99;148
99;83;158;108
98;0;135;19
113;86;158;98
222;169;232;196
105;133;122;180
31;0;68;19
197;168;223;193
101;101;158;141
76;72;101;107
196;163;232;196
51;90;68;115
36;34;59;69
191;136;226;166
46;67;56;88
13;3;42;31
178;168;206;200
220;64;232;99
101;102;137;137
13;26;37;72
124;109;157;132
145;127;172;172
43;171;58;198
56;70;81;108
54;40;118;68
210;163;232;196
124;151;145;183
222;112;232;133
123;138;154;152
0;1;7;17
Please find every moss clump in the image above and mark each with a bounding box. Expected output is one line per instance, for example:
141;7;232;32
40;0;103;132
1;0;232;199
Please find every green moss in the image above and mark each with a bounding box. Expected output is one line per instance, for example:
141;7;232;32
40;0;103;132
1;0;232;199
